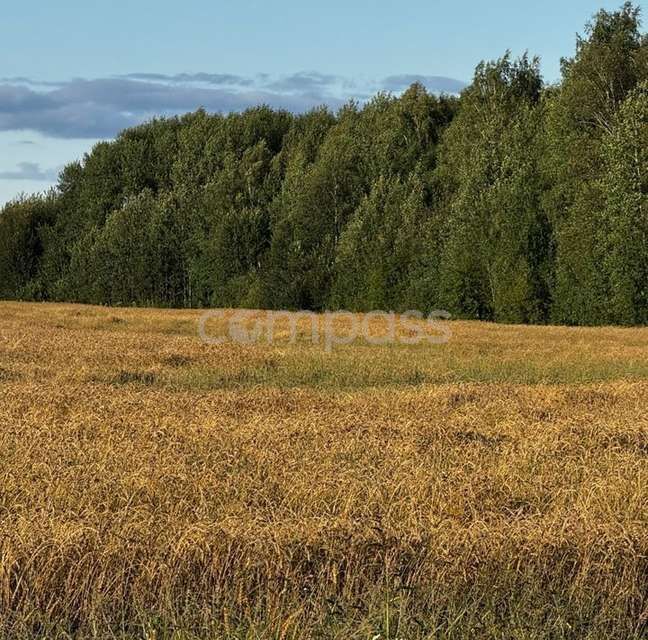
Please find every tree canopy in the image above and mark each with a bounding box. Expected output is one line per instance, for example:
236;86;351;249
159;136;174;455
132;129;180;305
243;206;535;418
1;4;646;326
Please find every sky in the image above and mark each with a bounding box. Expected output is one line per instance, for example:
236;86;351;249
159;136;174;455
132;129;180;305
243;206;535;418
0;0;643;205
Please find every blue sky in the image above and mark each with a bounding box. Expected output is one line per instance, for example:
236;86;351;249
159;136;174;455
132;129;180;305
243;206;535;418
0;0;643;204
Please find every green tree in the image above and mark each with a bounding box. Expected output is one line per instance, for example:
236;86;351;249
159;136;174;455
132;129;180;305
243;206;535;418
599;82;648;323
263;104;368;310
544;2;647;324
437;54;550;322
0;194;57;299
331;174;432;311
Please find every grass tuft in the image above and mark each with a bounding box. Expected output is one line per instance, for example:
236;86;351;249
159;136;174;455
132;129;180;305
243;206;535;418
111;369;158;386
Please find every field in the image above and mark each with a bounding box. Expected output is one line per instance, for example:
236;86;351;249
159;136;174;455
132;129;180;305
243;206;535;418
0;302;646;639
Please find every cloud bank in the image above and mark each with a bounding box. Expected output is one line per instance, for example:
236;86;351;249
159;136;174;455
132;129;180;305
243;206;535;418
0;162;60;181
0;72;466;140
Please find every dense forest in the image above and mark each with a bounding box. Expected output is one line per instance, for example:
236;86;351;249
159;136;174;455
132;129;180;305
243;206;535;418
1;3;646;325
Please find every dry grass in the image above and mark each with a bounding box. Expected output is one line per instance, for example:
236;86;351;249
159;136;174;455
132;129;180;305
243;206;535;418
0;302;646;639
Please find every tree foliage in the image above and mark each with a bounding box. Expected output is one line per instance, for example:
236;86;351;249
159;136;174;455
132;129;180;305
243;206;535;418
0;4;646;326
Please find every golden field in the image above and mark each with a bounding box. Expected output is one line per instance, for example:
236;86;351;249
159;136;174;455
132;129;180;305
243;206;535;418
0;302;646;639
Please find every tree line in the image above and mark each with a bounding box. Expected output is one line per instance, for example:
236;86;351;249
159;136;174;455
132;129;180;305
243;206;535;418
1;3;646;325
